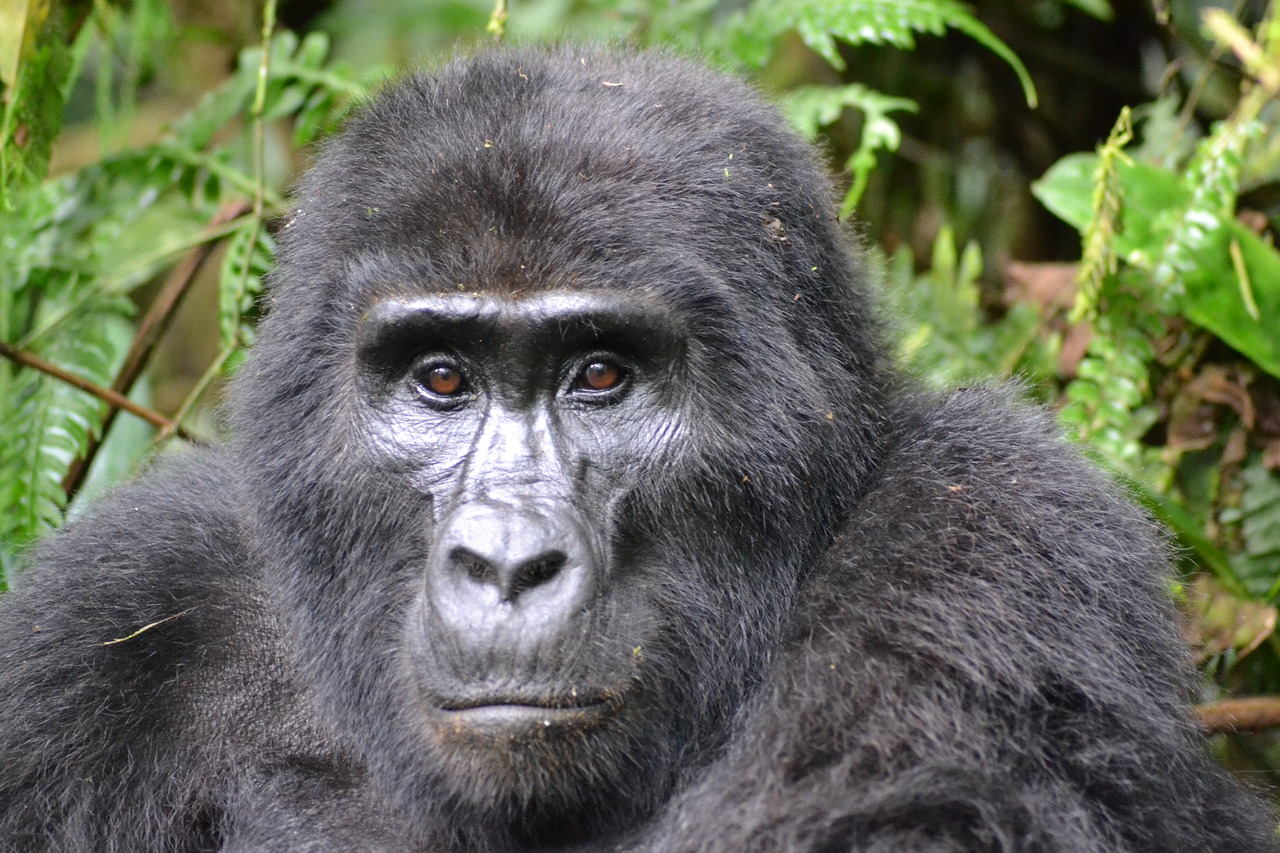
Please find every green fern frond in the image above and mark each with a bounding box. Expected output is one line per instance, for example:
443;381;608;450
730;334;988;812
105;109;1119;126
1241;464;1280;563
780;84;916;214
0;303;130;556
219;224;275;357
728;0;1035;107
1152;113;1259;308
1216;463;1280;598
1059;276;1166;484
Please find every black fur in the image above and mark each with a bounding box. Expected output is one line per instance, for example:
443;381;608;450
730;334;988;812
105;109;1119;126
0;47;1273;851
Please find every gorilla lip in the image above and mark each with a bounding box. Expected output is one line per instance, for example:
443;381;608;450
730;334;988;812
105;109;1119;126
438;697;615;729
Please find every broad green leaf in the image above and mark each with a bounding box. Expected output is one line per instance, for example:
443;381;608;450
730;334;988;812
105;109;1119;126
1033;153;1190;263
0;0;70;203
1059;0;1113;20
1180;223;1280;381
0;0;47;88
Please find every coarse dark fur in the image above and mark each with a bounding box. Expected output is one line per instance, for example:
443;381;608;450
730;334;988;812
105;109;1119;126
0;47;1274;852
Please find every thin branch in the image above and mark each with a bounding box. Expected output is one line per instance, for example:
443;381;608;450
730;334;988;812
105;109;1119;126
63;201;250;499
487;0;509;42
1195;697;1280;734
153;341;234;446
153;1;278;451
0;341;187;437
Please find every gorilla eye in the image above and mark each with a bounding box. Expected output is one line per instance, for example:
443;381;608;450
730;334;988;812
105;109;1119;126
576;360;623;393
427;365;463;396
414;362;469;402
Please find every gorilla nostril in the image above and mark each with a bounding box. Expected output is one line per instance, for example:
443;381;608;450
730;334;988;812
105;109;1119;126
452;548;496;587
449;546;569;602
507;551;567;599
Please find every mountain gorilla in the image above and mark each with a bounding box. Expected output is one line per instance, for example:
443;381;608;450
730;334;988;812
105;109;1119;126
0;47;1274;852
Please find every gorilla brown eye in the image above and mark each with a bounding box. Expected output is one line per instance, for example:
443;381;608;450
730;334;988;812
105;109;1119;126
420;363;465;398
577;360;621;392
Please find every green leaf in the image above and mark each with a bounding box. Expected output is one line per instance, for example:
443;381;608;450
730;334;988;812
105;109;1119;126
1035;123;1280;379
0;0;45;88
0;0;72;204
878;230;1051;388
728;0;1035;107
1217;464;1280;598
1180;223;1280;380
1240;465;1280;558
1149;117;1258;311
780;84;916;213
1033;153;1190;263
1059;0;1113;21
219;225;275;352
0;307;130;554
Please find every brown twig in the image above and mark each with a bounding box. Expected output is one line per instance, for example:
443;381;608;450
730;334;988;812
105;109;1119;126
118;202;251;400
62;201;250;498
1195;697;1280;734
0;341;186;437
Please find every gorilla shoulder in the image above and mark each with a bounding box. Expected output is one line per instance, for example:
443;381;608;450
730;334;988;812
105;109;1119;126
640;389;1265;852
0;450;337;848
1;448;254;664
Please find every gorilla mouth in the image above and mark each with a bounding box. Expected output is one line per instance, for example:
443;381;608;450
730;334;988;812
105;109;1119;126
437;694;619;729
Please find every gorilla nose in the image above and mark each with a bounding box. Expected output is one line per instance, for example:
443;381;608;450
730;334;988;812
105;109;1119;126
429;501;597;613
450;545;567;602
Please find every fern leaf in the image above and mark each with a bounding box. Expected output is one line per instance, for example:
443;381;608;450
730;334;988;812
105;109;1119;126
780;84;916;213
1241;465;1280;560
1152;117;1258;307
0;303;130;555
729;0;1035;107
219;224;275;361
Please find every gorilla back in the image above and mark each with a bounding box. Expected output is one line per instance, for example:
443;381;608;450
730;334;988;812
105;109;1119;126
0;47;1274;852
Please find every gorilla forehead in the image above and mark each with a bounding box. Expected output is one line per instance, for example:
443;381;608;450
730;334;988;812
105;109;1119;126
281;47;840;303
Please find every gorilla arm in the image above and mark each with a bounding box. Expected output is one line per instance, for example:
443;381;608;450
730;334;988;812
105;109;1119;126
635;388;1276;853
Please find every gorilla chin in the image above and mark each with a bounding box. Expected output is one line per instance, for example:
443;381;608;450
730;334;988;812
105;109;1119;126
0;45;1276;853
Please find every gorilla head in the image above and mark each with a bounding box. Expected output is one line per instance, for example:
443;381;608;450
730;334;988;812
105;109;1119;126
232;48;888;844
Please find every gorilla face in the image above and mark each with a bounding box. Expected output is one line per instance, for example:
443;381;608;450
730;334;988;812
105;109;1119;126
354;290;701;831
357;291;686;697
345;287;817;843
232;48;888;844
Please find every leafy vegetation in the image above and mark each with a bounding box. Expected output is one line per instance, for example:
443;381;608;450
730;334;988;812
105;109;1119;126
0;2;380;576
2;0;1280;787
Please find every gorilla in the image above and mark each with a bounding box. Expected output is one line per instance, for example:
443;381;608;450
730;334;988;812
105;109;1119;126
0;47;1274;852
